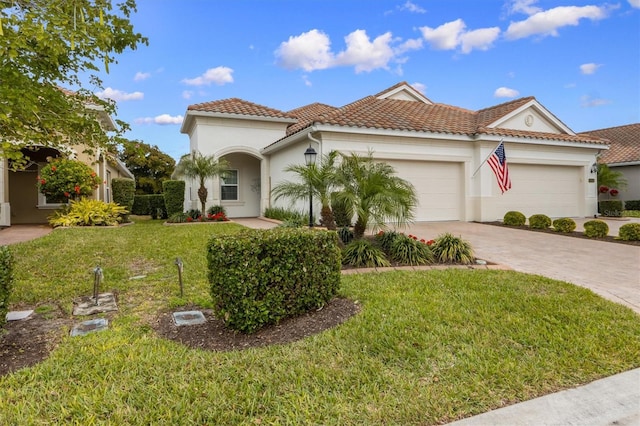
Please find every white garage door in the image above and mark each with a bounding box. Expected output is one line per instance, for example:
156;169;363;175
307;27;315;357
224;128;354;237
385;160;464;221
495;164;582;217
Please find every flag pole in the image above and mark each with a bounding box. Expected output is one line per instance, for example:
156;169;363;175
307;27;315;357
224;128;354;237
472;138;504;178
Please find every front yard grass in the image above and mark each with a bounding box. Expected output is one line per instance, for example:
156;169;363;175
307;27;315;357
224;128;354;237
1;218;639;424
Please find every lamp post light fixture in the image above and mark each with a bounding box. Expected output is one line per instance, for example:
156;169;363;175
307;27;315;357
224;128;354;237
304;145;317;228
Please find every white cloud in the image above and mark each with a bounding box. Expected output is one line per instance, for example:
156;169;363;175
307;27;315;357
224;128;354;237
580;63;602;75
395;37;424;55
95;87;143;101
580;95;611;107
302;75;312;87
182;90;194;99
334;30;395;73
459;27;501;53
629;0;640;8
134;72;151;82
275;29;334;71
494;87;520;98
182;67;234;86
400;1;426;14
420;19;466;50
506;0;542;16
411;82;427;94
420;19;500;53
505;5;610;40
135;114;184;125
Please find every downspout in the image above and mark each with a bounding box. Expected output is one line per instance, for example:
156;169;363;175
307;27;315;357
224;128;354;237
307;127;322;155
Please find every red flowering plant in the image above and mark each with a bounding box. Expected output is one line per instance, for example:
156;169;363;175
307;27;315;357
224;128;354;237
207;212;229;222
609;188;619;197
38;158;101;203
599;185;609;194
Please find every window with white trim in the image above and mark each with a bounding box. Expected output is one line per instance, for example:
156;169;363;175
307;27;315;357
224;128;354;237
220;170;238;201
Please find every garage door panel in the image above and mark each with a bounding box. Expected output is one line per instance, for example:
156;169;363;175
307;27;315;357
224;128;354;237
386;160;463;221
497;165;581;217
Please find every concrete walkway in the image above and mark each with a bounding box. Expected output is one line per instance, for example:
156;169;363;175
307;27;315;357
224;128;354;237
0;224;53;245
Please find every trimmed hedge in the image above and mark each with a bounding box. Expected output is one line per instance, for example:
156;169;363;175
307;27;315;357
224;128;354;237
599;200;623;217
553;217;576;233
529;214;552;229
504;211;526;226
208;228;341;333
0;246;14;328
163;180;185;217
583;220;609;238
112;178;135;222
618;223;640;241
625;200;640;211
132;195;150;215
149;194;168;219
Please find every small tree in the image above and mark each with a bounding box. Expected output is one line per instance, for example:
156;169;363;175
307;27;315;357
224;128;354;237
335;152;417;239
173;152;230;214
272;150;339;230
597;164;627;195
38;158;101;202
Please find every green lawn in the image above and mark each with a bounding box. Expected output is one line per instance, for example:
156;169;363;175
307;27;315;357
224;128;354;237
1;218;639;425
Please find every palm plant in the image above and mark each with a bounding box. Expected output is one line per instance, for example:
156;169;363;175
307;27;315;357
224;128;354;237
271;150;339;230
597;164;627;190
335;152;417;240
172;152;230;214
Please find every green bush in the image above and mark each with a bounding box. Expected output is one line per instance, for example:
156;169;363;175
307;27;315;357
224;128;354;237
375;230;401;253
503;211;526;226
167;212;189;223
624;200;640;211
431;233;474;265
112;178;135;222
529;214;552;229
148;194;167;219
208;228;341;333
342;239;390;268
599;200;623;217
264;207;307;224
331;196;353;227
0;246;14;329
162;180;185;217
38;158;101;202
553;217;576;233
618;223;640;241
337;226;354;245
186;209;201;220
389;234;433;266
583;220;609;238
48;198;127;227
207;205;226;216
131;195;151;215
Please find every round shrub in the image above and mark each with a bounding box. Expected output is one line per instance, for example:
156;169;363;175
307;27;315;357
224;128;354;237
528;214;552;229
389;234;433;266
618;223;640;241
583;220;609;238
431;233;474;265
553;217;576;233
342;240;390;268
503;211;526;226
0;246;14;329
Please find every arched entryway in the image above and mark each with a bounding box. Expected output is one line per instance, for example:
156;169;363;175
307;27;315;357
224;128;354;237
217;152;262;218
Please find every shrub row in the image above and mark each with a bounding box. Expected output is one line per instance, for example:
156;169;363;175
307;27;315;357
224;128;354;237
0;246;14;329
111;178;135;222
502;211;640;241
208;228;341;333
624;199;640;211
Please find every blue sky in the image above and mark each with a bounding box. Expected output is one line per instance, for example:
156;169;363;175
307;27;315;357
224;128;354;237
90;0;640;160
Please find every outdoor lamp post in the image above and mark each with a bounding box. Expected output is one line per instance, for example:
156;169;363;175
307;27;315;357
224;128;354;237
304;145;317;228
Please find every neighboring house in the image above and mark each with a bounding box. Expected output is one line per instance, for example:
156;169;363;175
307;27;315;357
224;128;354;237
0;100;134;226
179;81;606;222
579;123;640;204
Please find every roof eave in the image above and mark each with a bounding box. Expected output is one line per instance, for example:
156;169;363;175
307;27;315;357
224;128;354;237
181;109;297;135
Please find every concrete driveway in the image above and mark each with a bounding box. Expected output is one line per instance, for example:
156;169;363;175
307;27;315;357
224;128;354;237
402;219;640;314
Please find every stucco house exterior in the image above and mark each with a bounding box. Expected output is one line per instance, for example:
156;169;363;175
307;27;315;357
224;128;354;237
179;82;606;222
580;123;640;204
0;102;134;226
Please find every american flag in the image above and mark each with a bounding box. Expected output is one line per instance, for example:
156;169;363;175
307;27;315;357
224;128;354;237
487;141;511;193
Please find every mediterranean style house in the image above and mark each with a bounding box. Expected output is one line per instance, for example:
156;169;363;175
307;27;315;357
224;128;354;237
580;123;640;204
0;104;133;226
179;81;607;222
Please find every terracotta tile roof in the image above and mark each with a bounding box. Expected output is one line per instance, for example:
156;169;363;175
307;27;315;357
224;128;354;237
580;123;640;164
476;97;534;128
286;103;337;135
188;98;296;120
